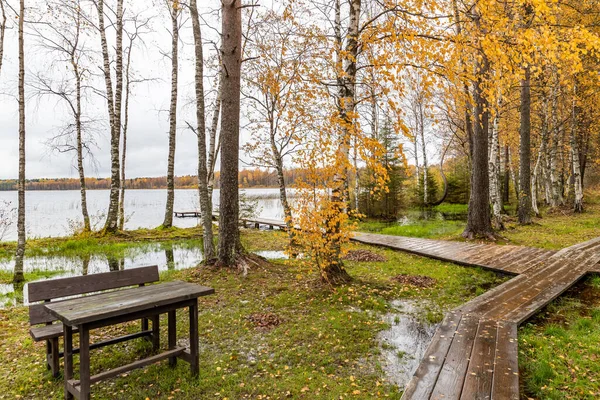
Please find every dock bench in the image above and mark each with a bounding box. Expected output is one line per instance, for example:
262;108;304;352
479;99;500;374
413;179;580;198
27;265;161;377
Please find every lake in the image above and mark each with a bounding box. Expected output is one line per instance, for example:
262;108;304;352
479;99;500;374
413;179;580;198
0;188;288;241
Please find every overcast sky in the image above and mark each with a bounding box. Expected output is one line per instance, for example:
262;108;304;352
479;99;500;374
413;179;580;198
0;0;233;180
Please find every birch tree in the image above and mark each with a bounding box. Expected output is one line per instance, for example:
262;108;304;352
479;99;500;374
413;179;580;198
96;0;124;234
33;0;93;232
119;15;152;230
189;0;215;260
570;84;584;212
14;0;25;283
162;0;181;228
0;0;6;76
489;101;504;229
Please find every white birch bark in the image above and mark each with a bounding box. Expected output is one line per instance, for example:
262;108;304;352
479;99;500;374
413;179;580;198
488;109;503;229
570;86;584;212
190;0;215;259
14;0;25;283
162;2;179;228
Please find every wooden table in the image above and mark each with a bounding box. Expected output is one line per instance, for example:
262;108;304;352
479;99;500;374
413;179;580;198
44;281;214;400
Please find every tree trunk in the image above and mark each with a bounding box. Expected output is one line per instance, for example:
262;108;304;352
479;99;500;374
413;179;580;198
570;85;584;212
14;0;25;283
413;134;420;188
509;147;519;206
68;6;90;233
270;128;292;232
98;0;122;234
548;78;563;207
0;0;6;76
488;107;503;229
518;66;532;224
118;39;134;231
207;75;222;213
74;59;90;232
419;99;428;205
217;0;242;267
190;0;214;260
531;134;547;218
531;96;549;217
463;52;494;239
162;3;179;228
325;0;359;283
503;145;509;204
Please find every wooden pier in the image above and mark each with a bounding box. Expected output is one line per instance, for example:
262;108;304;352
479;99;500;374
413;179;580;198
175;212;289;230
240;217;287;230
173;211;201;218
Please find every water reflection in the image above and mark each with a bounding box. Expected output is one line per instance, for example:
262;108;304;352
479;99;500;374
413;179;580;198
0;242;287;308
378;299;439;389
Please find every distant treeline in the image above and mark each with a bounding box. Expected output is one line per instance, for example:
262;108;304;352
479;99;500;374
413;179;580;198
0;169;310;191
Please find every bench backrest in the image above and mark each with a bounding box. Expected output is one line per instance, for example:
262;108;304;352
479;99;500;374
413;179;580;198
28;265;159;325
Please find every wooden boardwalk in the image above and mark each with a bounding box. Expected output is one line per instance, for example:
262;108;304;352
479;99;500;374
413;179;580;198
353;233;600;399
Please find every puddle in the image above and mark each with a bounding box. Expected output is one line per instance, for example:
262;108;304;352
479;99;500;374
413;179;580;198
378;299;440;389
255;250;287;259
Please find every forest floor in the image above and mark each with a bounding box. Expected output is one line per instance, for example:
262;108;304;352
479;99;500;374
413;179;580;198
0;192;599;398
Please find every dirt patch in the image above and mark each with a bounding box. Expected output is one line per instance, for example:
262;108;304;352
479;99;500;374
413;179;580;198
391;274;437;288
246;312;282;329
343;250;387;262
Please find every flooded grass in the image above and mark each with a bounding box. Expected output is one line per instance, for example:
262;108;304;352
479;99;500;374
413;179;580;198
378;299;440;388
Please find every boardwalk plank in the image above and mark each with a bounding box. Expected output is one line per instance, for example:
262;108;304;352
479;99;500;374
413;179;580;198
429;316;479;400
490;321;519;400
401;312;462;399
460;319;497;400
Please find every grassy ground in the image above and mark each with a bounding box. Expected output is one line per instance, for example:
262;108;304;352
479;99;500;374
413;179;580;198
519;275;600;399
0;231;505;399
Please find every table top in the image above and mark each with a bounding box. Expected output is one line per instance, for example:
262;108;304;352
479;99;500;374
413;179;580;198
44;281;214;326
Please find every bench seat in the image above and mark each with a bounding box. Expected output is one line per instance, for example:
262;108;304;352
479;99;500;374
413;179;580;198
30;323;79;342
27;265;161;377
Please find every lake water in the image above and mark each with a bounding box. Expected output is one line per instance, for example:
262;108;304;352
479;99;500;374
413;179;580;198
0;188;288;241
0;240;287;308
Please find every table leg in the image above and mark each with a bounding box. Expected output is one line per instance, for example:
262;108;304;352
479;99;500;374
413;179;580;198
151;315;160;351
79;325;91;400
64;325;73;400
168;310;177;367
189;300;199;376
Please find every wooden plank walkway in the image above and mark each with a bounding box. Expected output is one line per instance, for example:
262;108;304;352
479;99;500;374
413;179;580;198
352;232;558;275
353;232;600;399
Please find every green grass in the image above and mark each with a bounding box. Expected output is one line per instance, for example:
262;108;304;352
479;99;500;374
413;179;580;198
358;219;465;239
0;238;505;399
519;275;600;399
431;203;468;214
0;268;67;285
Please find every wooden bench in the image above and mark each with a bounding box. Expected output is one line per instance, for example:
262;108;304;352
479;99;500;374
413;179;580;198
27;265;161;377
